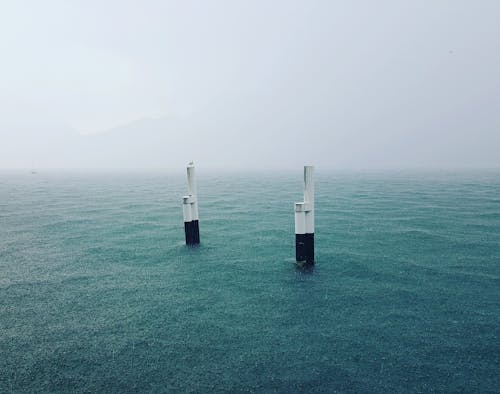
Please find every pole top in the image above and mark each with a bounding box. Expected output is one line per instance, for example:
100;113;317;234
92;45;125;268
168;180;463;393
304;165;314;177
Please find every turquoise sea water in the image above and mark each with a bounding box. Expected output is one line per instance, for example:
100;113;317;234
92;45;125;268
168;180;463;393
1;170;499;392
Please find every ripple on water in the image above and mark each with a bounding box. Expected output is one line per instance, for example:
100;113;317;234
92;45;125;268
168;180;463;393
0;171;499;392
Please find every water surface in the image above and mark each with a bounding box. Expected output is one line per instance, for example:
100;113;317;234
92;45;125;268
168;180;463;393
1;170;499;392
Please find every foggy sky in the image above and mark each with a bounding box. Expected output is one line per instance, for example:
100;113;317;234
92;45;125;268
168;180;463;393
1;0;499;170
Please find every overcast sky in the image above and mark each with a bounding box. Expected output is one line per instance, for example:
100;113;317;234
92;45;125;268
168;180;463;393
1;0;499;170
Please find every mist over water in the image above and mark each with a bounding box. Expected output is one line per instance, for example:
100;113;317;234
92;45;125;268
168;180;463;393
2;2;500;170
1;170;499;392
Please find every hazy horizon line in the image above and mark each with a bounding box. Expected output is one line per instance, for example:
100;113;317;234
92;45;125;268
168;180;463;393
2;166;500;174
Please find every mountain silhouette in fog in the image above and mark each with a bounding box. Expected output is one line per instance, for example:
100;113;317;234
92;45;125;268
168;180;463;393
1;116;201;169
0;98;320;170
2;94;500;170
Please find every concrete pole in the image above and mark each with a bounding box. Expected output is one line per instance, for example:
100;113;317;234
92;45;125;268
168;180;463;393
183;162;200;245
295;165;314;264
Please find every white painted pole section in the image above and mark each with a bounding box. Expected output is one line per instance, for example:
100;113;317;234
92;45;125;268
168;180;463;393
187;165;197;196
304;165;314;234
182;197;192;222
187;164;199;221
294;205;306;235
